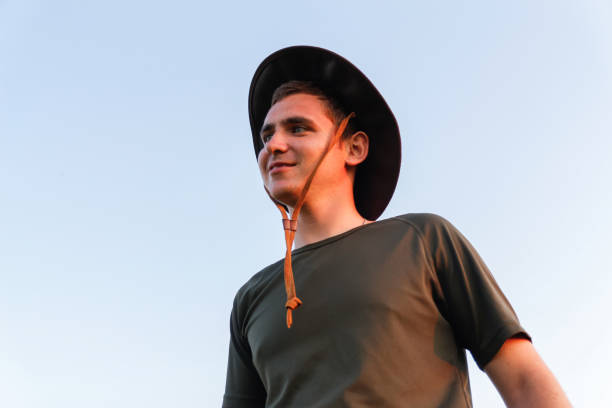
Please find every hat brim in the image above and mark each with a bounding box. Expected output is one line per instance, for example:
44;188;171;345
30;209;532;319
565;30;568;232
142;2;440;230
249;46;401;220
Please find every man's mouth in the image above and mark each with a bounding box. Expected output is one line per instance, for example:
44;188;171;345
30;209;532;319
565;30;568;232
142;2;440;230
269;162;296;173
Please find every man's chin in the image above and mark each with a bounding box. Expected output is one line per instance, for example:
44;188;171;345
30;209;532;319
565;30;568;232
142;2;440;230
266;187;298;209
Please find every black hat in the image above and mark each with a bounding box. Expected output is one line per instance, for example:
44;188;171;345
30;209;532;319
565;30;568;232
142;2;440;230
248;46;401;220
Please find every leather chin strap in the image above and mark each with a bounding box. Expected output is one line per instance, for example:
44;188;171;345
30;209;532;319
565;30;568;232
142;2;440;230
264;112;356;328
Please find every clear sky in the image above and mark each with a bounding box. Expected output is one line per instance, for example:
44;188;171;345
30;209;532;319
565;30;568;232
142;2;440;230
1;0;610;406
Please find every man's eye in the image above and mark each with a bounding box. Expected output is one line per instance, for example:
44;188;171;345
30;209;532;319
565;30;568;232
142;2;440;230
262;134;272;143
292;126;306;133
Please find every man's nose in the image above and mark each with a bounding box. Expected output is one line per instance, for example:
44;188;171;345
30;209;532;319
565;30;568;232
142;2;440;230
265;131;289;153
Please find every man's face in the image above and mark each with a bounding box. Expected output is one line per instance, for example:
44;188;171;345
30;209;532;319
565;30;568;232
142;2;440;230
257;93;348;208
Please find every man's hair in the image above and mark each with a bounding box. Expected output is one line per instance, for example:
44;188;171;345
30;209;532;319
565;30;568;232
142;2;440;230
270;80;355;139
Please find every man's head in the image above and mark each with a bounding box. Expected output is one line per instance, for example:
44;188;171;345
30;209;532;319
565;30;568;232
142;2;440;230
257;81;369;209
249;46;401;220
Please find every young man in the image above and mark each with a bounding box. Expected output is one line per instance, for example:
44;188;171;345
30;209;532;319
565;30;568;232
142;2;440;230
223;46;570;407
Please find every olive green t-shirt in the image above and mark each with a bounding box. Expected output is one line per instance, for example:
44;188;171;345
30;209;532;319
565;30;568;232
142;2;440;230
223;213;529;407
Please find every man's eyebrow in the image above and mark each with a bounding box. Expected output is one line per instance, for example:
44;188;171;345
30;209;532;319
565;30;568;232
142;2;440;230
281;116;316;128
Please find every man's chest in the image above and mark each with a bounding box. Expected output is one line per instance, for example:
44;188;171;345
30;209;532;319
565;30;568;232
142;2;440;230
247;235;445;378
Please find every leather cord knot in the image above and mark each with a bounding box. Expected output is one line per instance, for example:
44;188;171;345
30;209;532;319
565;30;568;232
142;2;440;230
285;296;302;310
285;296;303;328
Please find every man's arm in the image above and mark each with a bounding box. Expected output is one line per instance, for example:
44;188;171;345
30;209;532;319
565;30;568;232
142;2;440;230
223;296;266;408
484;338;571;407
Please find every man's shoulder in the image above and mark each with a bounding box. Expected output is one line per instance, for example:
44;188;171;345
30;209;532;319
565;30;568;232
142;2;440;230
389;212;453;231
383;212;463;247
233;257;283;305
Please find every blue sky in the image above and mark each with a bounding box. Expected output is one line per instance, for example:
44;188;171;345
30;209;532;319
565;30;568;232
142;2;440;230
1;1;611;406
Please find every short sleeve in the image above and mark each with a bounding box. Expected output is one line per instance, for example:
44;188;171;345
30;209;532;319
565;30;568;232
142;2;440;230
410;214;530;369
222;293;266;408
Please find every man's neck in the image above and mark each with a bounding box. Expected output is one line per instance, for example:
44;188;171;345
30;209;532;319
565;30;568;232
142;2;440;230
290;194;371;249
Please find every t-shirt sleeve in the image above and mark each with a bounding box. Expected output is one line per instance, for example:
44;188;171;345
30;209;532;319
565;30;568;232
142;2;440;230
412;214;531;369
222;292;266;408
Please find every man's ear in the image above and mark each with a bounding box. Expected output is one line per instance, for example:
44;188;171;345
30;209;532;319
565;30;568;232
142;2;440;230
344;131;369;166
